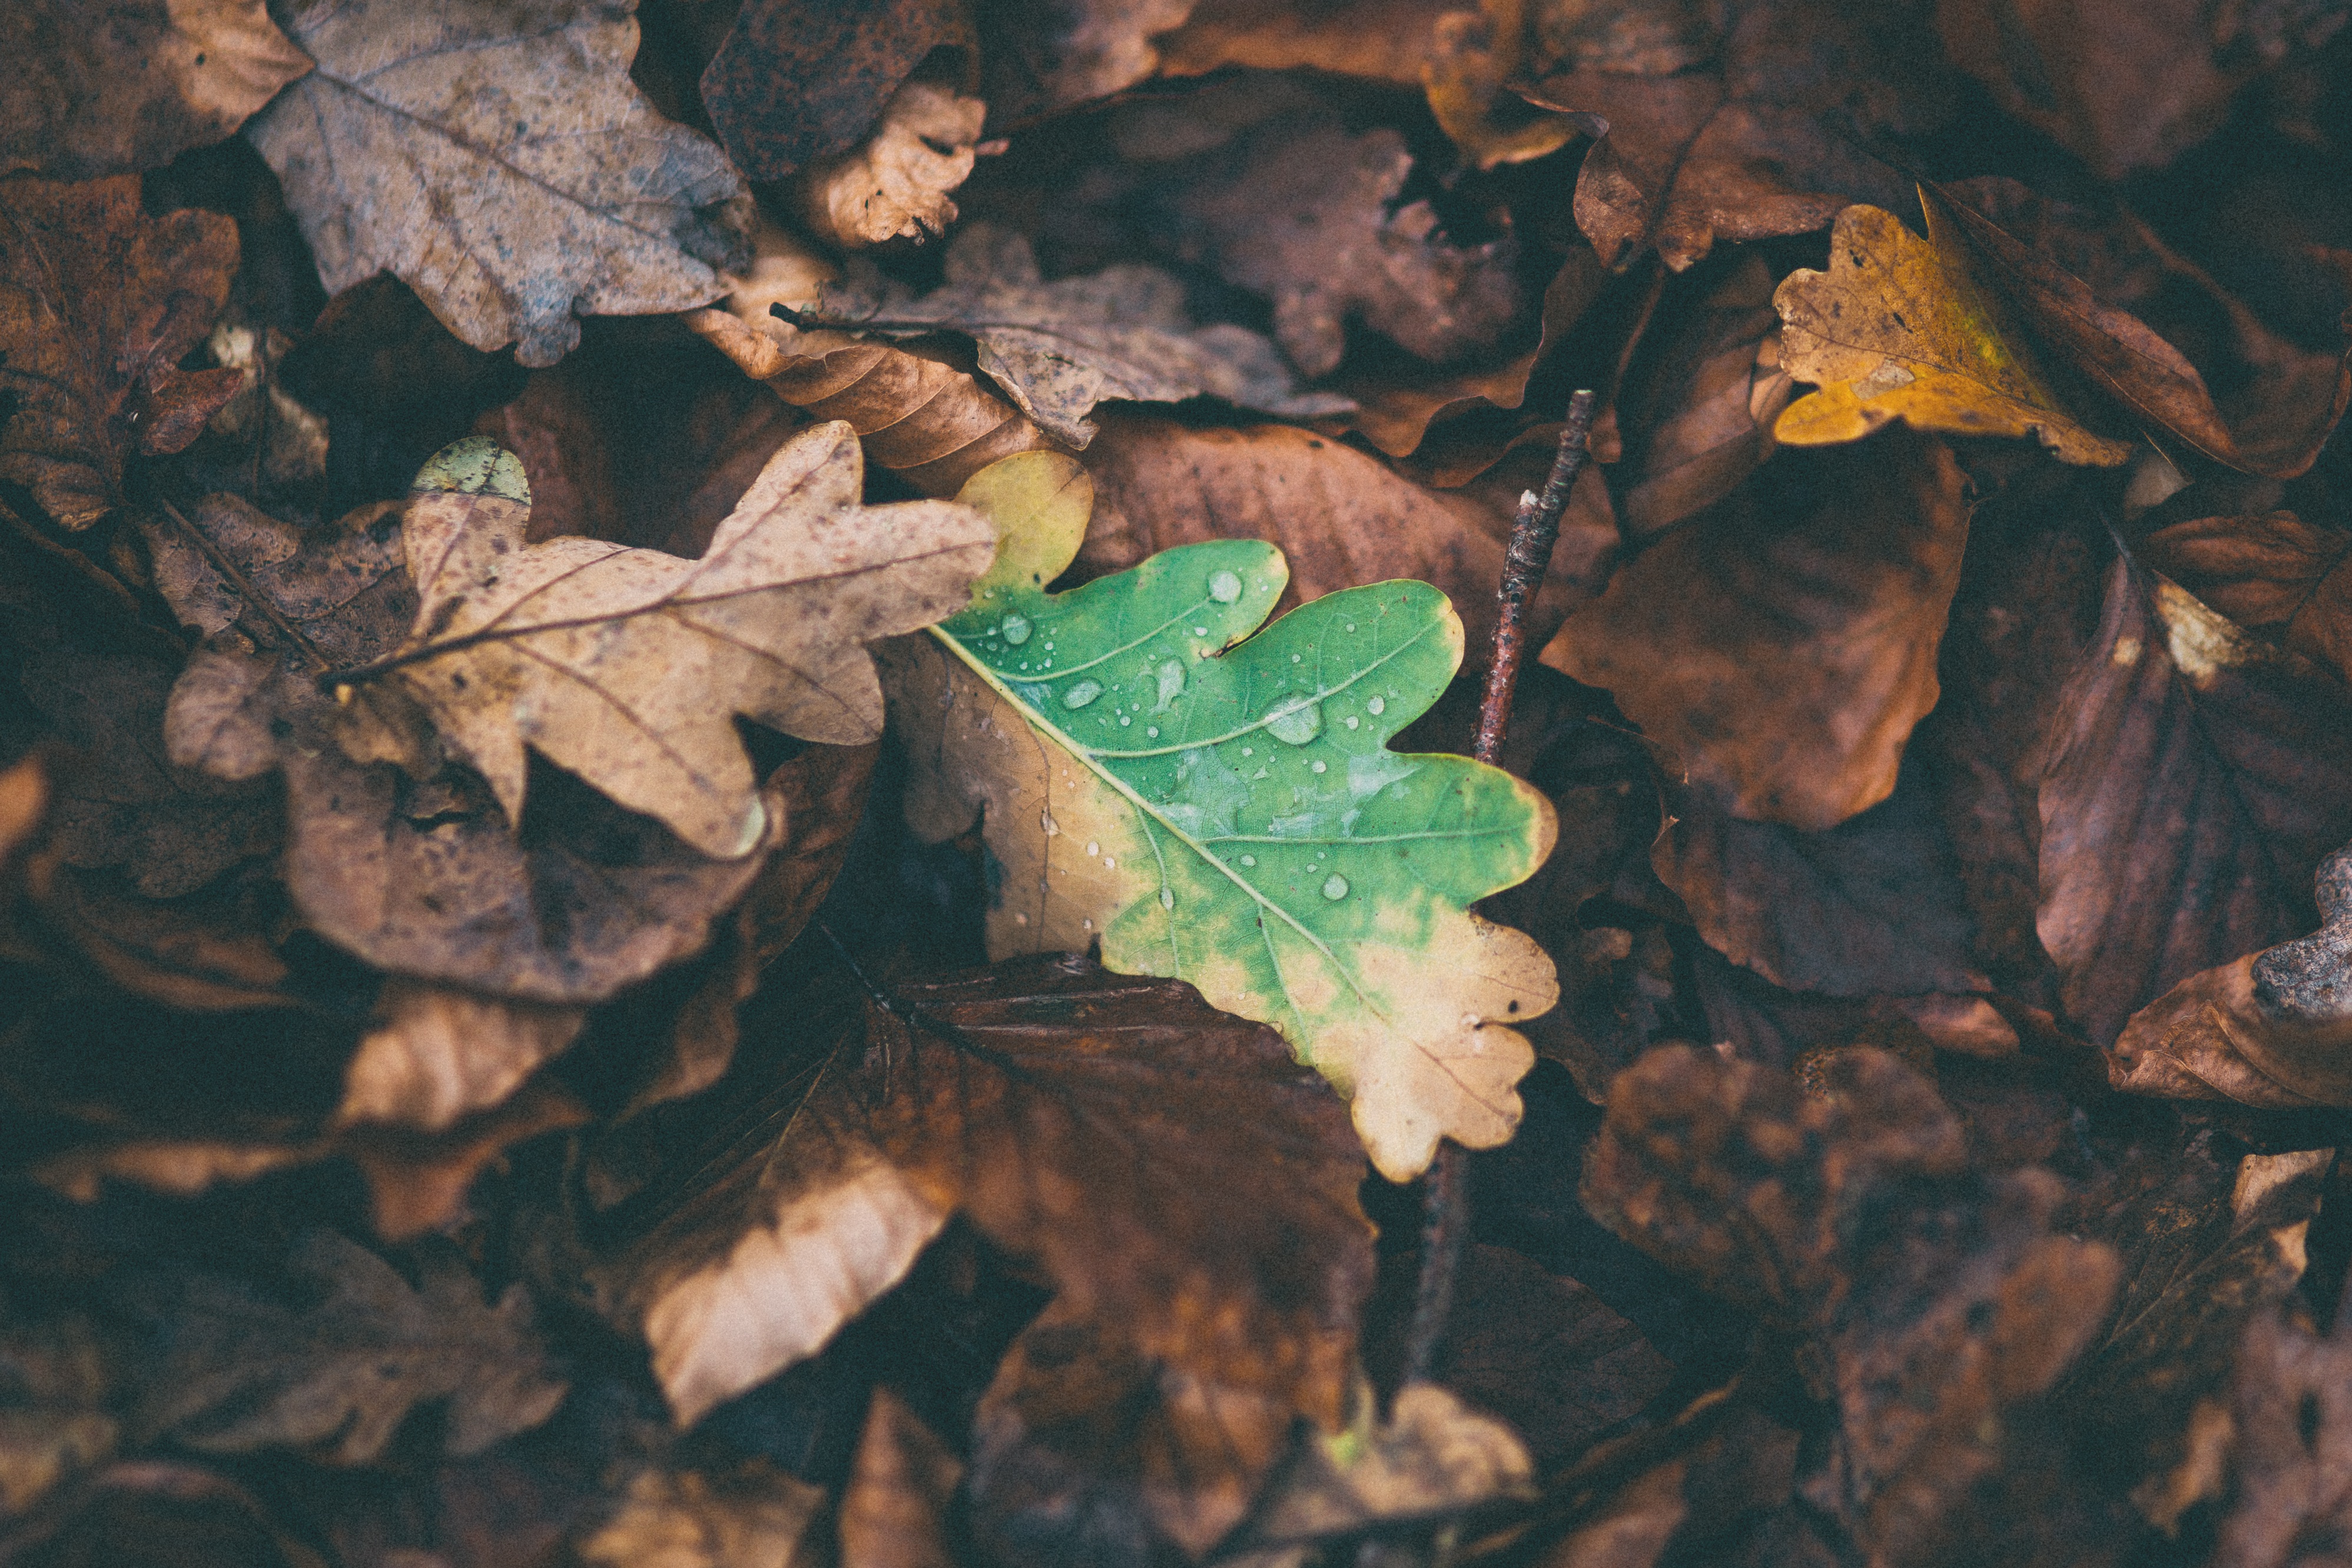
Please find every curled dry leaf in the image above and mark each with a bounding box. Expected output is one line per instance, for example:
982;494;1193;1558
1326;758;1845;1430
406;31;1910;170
1773;202;2134;466
699;0;967;183
2036;559;2352;1048
2109;844;2352;1106
0;176;243;531
2143;510;2352;688
1158;108;1523;376
1544;433;1971;832
361;426;989;861
1423;0;1584;171
612;952;1372;1559
840;1389;961;1568
245;0;748;367
889;453;1559;1180
1582;1045;2124;1564
0;0;311;180
339;982;587;1134
797;82;987;251
687;307;1059;498
818;223;1352;447
132;1230;567;1465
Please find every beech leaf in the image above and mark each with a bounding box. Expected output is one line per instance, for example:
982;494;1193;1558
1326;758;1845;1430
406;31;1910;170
244;0;748;367
1773;202;2134;466
887;452;1559;1180
373;424;991;861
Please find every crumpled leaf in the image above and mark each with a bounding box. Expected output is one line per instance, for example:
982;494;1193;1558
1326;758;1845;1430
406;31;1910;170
359;424;990;861
819;223;1352;447
151;490;822;1003
0;0;311;180
0;175;244;530
2144;510;2352;688
890;452;1560;1180
135;1230;566;1464
1932;185;2352;480
698;0;966;183
1525;0;1942;273
2036;559;2352;1048
1156;104;1524;376
1544;432;1971;832
578;1459;825;1568
611;950;1372;1559
1581;1045;2124;1564
1772;202;2134;466
795;81;986;251
244;0;748;367
2109;843;2352;1105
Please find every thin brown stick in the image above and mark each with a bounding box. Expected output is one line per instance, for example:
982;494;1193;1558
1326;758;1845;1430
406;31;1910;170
148;490;332;672
1401;390;1598;1394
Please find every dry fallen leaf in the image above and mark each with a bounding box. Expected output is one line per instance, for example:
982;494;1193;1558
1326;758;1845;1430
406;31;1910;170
2217;1307;2352;1568
978;0;1200;118
1545;432;1971;832
578;1459;826;1568
839;1389;961;1568
2144;510;2352;689
698;0;967;183
818;223;1352;446
611;952;1372;1557
0;175;244;531
2036;559;2352;1048
366;424;989;861
796;82;987;251
244;0;748;366
1772;202;2135;466
0;0;311;181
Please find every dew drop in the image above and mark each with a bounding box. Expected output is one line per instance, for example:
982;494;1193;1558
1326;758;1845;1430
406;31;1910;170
1291;653;1302;663
1345;623;1355;633
1014;912;1029;925
1322;873;1350;901
1000;613;1032;645
1086;841;1100;857
1193;626;1208;636
1043;641;1054;650
1240;855;1256;866
1344;715;1360;730
1366;696;1385;716
1266;700;1322;745
1103;856;1116;869
1082;918;1093;931
1155;658;1185;709
1119;714;1132;726
1208;569;1242;603
1312;760;1328;773
1241;746;1253;757
1063;679;1103;709
1160;887;1175;909
1146;726;1160;738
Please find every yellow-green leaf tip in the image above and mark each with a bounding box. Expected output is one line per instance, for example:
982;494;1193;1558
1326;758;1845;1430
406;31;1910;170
412;437;531;504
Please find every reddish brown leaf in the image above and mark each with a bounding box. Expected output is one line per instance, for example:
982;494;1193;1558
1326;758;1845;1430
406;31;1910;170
698;0;967;184
2144;510;2352;688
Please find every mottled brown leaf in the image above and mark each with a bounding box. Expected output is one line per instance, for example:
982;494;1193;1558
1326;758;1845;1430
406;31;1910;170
698;0;966;183
2144;510;2352;688
0;176;242;530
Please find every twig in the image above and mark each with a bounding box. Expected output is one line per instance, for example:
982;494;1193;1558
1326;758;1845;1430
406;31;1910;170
1400;390;1598;1394
146;489;332;672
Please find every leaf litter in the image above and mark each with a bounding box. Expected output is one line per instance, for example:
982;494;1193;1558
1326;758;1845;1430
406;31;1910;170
6;2;2352;1566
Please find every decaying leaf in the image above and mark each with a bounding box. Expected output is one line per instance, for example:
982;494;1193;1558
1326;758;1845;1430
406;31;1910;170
338;982;587;1134
578;1459;825;1568
133;1230;566;1464
818;224;1351;446
698;0;967;183
1772;202;2134;466
2036;559;2352;1048
978;0;1200;118
611;951;1372;1558
2144;510;2352;689
2109;843;2352;1105
1423;0;1584;170
0;175;244;531
245;0;748;366
796;81;987;251
1545;433;1970;832
0;0;311;181
890;452;1559;1179
360;426;988;861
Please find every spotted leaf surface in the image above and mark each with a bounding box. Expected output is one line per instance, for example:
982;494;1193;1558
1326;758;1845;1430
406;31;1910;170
888;454;1558;1179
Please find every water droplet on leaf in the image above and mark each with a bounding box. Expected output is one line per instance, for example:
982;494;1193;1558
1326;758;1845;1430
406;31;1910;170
1266;700;1322;745
1000;614;1031;645
1366;696;1385;716
1160;887;1175;909
1312;760;1327;773
1063;679;1103;709
1323;874;1349;900
1208;570;1242;603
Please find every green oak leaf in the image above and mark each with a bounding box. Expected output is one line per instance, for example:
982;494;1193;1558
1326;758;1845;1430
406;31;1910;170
884;453;1559;1179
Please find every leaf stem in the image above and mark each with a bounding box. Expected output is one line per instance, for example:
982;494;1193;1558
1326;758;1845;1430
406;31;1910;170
1403;390;1598;1394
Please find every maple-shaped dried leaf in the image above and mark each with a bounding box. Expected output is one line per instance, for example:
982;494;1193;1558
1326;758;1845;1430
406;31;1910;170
0;1;311;180
2144;510;2352;688
1931;186;2352;480
363;425;990;861
1772;202;2133;466
578;1459;825;1568
2037;559;2352;1048
1582;1045;2124;1564
888;453;1559;1180
688;307;1058;498
244;0;748;367
0;176;244;530
1157;107;1523;377
819;224;1352;447
1544;433;1970;832
612;952;1372;1557
796;82;986;251
698;0;965;183
2108;844;2352;1106
133;1230;566;1464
